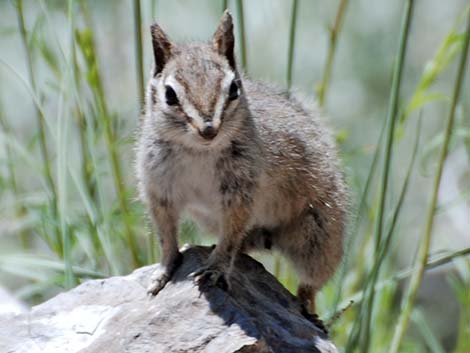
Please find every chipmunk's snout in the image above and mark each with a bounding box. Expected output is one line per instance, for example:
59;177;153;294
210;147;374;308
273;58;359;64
199;122;218;140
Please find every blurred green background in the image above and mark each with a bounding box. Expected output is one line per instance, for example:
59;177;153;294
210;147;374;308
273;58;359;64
0;1;469;352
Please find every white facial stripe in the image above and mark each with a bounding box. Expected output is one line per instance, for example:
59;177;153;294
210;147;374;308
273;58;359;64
157;76;168;106
213;70;236;128
161;71;236;132
181;100;205;129
161;75;204;129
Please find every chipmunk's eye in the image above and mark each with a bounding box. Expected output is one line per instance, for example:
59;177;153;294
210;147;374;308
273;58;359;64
228;80;239;101
165;85;179;106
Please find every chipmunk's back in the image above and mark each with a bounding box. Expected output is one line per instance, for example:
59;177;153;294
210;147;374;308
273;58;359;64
243;79;346;210
245;80;332;151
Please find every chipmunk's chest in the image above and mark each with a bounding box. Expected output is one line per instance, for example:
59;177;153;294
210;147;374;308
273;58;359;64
153;148;223;227
179;156;220;205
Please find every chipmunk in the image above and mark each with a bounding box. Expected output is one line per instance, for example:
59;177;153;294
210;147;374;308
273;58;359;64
136;10;347;316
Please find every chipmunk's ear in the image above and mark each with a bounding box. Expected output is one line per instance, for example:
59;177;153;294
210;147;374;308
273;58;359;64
150;23;173;76
213;10;236;70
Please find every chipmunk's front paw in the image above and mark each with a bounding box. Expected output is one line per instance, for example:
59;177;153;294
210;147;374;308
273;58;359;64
147;253;183;296
147;266;171;296
192;265;230;292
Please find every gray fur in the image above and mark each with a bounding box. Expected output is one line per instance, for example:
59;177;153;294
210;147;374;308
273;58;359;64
135;11;347;312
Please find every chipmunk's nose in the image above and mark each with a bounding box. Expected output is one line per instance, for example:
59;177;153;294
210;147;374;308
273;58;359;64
199;123;218;140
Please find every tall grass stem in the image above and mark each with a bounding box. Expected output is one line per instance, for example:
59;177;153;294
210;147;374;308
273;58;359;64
0;102;30;248
317;0;349;107
15;0;62;254
286;0;298;90
79;0;141;267
388;11;470;353
151;0;158;20
133;0;145;108
331;118;385;314
361;1;415;350
235;0;247;72
0;105;18;195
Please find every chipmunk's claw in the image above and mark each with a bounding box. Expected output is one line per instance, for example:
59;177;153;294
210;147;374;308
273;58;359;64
300;304;328;334
192;266;230;292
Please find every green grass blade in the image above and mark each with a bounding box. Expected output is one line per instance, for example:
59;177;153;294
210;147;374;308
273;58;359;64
388;11;470;353
359;113;421;337
373;0;414;263
14;0;62;255
58;0;76;289
411;310;446;353
450;258;470;353
77;1;141;267
332;247;470;312
55;76;75;288
344;1;415;351
151;0;158;20
286;0;298;90
399;5;470;130
133;0;145;108
0;254;105;279
316;0;349;107
0;103;17;194
331;117;385;314
235;0;247;72
0;100;31;247
345;107;420;353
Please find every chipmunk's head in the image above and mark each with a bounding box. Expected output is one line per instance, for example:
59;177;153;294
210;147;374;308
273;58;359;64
147;11;247;149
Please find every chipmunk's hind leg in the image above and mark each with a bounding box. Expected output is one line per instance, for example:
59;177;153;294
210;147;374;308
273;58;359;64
297;283;329;333
276;208;343;315
297;283;317;314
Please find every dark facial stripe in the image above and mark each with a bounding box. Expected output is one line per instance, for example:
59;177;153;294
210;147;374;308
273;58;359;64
167;117;187;130
208;75;224;115
150;85;157;106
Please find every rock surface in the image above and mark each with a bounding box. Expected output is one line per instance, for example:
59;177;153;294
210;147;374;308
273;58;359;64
0;246;338;353
0;286;28;315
